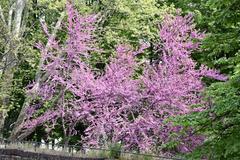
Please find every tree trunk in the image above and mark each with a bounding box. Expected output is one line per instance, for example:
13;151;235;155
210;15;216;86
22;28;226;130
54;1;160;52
14;0;27;37
0;0;27;138
0;110;7;138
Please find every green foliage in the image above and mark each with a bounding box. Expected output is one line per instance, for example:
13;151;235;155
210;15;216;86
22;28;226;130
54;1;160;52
191;79;240;159
98;0;175;43
3;60;36;136
81;0;176;69
172;76;240;159
109;143;122;159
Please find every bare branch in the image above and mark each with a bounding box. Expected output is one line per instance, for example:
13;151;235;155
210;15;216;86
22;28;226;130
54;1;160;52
8;3;15;33
0;59;17;71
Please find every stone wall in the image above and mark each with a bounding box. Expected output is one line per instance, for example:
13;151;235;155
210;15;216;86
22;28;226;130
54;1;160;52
0;149;106;160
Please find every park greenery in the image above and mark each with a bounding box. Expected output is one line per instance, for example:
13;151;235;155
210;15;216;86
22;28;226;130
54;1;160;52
0;0;239;159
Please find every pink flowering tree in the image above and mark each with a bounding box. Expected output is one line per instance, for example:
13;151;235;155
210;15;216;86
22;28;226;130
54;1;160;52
81;14;226;153
138;14;226;153
23;3;227;154
24;2;98;145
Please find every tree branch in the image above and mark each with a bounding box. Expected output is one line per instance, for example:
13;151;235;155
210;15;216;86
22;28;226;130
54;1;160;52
0;4;6;25
9;11;66;141
7;3;15;34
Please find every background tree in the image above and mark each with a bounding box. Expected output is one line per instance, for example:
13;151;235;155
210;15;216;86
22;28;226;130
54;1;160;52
0;0;27;138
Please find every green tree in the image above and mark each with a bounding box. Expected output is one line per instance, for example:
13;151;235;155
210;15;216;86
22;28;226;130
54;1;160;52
175;74;240;159
93;0;176;67
0;0;27;138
